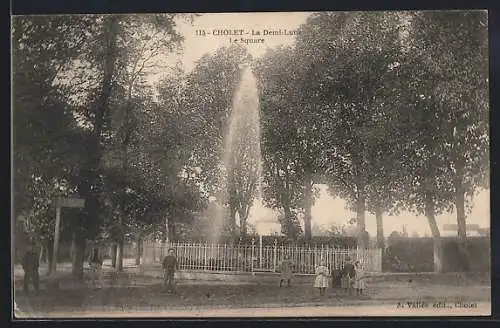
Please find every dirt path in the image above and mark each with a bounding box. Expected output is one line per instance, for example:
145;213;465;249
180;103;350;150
14;280;490;318
33;302;491;318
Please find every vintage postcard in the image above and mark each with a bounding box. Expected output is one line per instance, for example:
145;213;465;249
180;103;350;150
12;11;490;318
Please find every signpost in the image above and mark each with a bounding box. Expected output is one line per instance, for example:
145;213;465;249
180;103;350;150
49;197;85;275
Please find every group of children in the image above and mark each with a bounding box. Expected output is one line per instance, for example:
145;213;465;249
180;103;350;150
280;255;367;296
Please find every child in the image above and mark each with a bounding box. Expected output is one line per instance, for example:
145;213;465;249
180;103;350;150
341;256;355;296
279;255;293;287
314;260;329;296
162;248;178;294
353;260;366;296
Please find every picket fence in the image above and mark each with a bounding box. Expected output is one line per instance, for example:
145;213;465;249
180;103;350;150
142;241;382;274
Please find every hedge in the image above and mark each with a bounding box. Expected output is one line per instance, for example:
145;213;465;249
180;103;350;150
179;235;358;248
384;236;490;273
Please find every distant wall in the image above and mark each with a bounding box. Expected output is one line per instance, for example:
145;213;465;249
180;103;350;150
384;236;490;273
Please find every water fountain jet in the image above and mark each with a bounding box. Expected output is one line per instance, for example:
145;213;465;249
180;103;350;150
208;64;263;247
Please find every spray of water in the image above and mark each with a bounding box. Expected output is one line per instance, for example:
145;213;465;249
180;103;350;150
209;65;263;248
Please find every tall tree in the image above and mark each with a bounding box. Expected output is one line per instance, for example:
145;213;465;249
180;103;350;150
254;46;310;240
290;12;404;247
397;11;489;270
410;11;489;241
12;15;94;272
105;14;185;271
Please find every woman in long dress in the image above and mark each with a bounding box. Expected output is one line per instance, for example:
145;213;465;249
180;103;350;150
353;260;366;296
314;260;329;296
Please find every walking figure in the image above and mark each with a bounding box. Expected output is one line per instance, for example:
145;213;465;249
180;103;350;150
353;260;367;296
279;255;294;287
22;245;39;294
314;260;330;296
341;256;355;296
162;248;178;294
88;247;104;288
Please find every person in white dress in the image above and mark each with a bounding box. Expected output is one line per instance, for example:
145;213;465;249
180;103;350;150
314;260;330;296
353;260;367;296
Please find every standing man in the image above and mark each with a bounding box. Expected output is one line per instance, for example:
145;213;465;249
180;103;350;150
22;245;40;294
162;248;178;294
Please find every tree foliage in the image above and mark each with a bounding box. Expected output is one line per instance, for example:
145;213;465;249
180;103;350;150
13;12;489;274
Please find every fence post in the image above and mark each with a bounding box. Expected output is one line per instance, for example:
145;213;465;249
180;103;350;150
313;244;317;270
259;235;263;270
251;238;255;274
326;247;330;271
203;242;207;271
273;238;278;272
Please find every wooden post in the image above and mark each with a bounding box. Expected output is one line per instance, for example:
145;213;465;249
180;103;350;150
50;205;62;275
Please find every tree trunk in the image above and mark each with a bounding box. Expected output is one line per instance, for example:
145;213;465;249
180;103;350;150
46;239;54;274
152;241;157;262
115;216;124;272
74;16;120;274
282;205;293;237
38;245;44;264
167;218;176;243
303;172;313;241
425;192;442;273
454;157;470;271
135;235;142;266
111;243;117;267
161;222;167;259
229;206;237;239
375;205;385;249
115;238;124;272
70;232;77;262
238;208;248;238
71;233;86;278
455;158;467;240
356;190;367;249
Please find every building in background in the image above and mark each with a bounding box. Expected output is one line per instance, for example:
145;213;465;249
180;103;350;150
441;223;488;237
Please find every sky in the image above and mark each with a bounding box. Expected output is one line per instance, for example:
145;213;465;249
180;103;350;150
150;12;312;82
249;185;490;237
155;12;490;237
